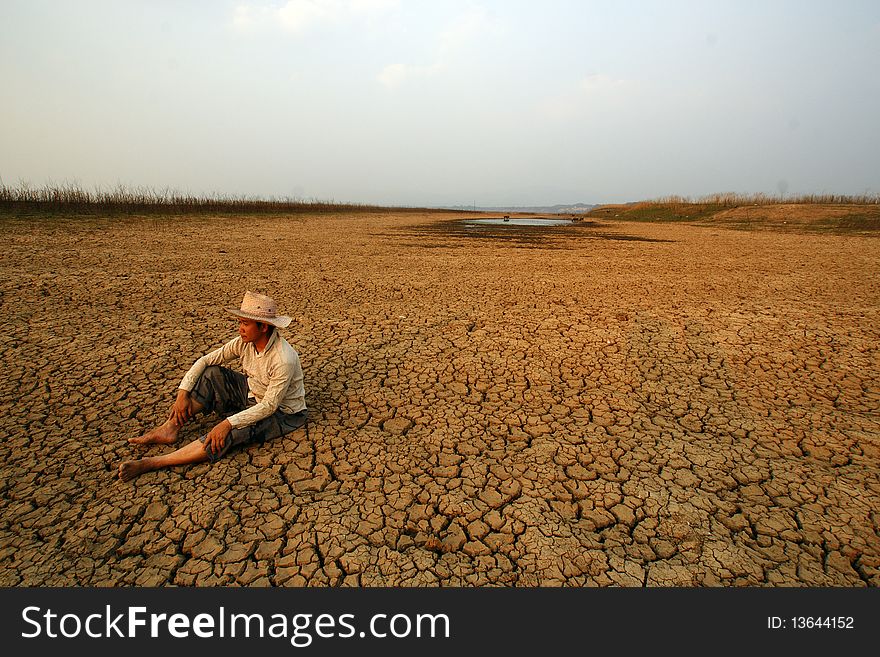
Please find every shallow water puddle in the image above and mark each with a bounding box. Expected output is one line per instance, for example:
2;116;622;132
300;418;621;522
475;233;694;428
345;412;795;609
463;217;576;227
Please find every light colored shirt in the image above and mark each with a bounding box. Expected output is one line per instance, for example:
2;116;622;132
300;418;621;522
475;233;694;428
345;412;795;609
178;331;306;428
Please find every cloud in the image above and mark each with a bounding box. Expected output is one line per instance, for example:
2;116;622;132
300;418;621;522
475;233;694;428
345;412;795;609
536;74;636;121
376;6;492;88
276;0;342;33
580;74;629;92
377;62;440;88
231;4;274;32
350;0;399;14
438;6;489;58
230;0;398;34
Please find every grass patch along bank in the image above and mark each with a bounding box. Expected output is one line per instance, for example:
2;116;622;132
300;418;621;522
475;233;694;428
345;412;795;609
588;193;880;234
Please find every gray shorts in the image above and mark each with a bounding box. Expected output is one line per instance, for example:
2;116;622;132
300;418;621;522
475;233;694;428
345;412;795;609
190;365;307;462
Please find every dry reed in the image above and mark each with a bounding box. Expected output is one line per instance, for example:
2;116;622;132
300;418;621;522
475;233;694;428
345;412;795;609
0;181;426;215
652;192;879;206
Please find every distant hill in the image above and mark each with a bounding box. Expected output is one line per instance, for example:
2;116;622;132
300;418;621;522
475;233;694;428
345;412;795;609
439;203;597;214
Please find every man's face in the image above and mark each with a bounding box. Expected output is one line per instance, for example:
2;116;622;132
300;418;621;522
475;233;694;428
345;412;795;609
238;318;267;344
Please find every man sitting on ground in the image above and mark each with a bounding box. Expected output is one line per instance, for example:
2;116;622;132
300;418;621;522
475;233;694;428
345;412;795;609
119;291;307;482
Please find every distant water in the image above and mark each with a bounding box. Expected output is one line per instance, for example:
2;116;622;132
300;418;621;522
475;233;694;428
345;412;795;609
463;217;575;227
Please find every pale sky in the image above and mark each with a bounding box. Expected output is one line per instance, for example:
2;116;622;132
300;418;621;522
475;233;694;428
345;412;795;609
2;0;879;206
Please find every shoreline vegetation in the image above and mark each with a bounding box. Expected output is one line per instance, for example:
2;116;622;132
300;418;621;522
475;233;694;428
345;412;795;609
590;193;880;233
1;183;878;232
0;182;450;216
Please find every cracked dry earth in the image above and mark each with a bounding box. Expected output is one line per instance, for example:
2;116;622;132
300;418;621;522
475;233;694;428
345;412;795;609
1;211;878;587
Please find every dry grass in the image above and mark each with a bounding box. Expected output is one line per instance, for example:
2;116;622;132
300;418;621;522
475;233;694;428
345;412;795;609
0;181;437;216
657;192;880;206
588;193;880;233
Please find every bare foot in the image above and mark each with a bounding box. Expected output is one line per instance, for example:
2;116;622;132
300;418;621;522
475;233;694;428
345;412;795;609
118;459;155;482
129;420;178;445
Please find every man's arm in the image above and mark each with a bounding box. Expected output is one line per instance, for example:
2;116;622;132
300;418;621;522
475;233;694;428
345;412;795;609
169;389;193;426
203;418;233;453
177;337;243;393
225;361;296;430
171;337;243;425
202;361;293;453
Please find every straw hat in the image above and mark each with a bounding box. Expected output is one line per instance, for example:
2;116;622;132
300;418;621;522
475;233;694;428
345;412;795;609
225;291;292;328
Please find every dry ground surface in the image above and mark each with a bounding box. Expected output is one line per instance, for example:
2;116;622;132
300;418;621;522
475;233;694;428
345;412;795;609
1;209;878;586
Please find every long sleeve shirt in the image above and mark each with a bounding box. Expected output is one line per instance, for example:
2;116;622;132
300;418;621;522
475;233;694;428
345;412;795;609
178;331;306;428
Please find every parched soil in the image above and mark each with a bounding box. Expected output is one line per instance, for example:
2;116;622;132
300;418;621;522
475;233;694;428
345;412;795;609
703;204;880;233
0;210;878;586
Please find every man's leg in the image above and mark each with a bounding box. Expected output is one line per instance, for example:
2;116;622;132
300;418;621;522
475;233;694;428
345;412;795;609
118;439;210;482
129;366;248;445
129;396;205;445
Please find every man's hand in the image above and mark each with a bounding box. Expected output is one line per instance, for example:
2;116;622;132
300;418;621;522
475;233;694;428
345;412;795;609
204;419;233;456
169;389;192;427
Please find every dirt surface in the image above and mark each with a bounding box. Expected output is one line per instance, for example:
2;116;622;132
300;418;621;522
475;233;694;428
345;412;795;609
1;210;878;586
703;204;880;233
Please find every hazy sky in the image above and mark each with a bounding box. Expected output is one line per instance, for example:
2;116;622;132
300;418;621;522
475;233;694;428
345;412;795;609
2;1;879;206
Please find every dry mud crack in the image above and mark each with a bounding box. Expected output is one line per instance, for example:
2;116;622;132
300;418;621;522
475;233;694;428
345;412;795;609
0;211;878;586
